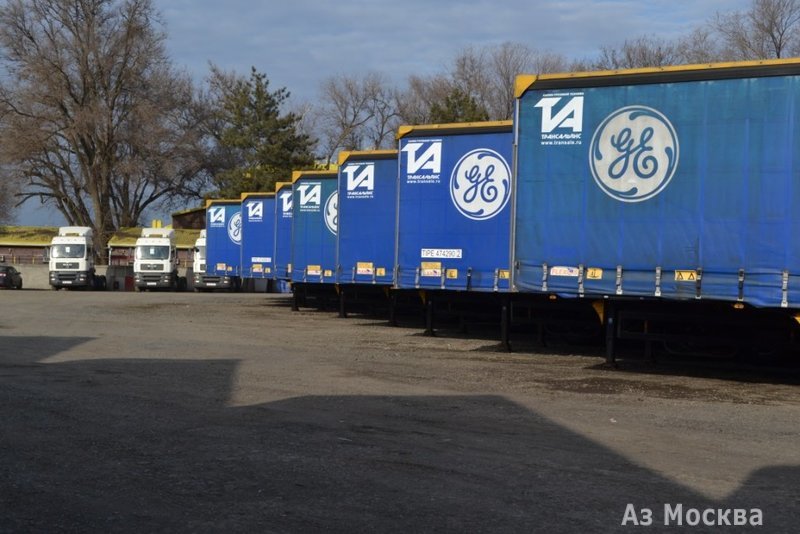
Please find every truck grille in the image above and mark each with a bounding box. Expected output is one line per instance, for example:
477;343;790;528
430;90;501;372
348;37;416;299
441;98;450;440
55;273;78;282
139;264;163;271
56;262;79;269
139;274;164;282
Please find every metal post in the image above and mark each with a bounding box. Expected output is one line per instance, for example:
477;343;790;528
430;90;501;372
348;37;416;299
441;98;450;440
338;287;347;318
424;293;435;336
500;294;511;352
389;290;398;327
291;285;300;311
604;300;616;365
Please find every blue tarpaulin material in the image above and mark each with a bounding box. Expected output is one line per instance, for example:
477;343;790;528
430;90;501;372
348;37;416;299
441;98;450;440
240;193;275;278
336;151;398;285
396;123;513;291
514;68;800;308
205;200;242;276
273;183;293;281
291;172;338;284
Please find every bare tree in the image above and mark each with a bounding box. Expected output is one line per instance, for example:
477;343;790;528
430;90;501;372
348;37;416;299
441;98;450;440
0;176;17;224
397;43;568;124
675;27;727;64
0;0;209;256
714;0;800;59
594;36;681;69
363;79;401;150
450;46;492;108
486;42;568;120
315;72;400;164
396;74;453;125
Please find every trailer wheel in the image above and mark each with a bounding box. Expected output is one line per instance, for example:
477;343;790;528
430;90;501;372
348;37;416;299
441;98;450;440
177;277;187;291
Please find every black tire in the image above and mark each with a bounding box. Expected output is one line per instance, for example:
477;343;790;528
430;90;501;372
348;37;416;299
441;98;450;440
177;277;187;291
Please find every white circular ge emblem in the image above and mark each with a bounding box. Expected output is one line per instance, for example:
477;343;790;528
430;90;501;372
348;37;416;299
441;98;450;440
228;212;242;244
324;191;338;236
450;148;511;220
589;105;679;202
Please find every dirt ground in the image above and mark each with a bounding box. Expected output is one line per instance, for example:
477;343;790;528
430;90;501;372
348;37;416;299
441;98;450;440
1;290;799;532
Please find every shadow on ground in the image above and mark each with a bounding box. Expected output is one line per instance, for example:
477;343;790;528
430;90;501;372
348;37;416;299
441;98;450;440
1;334;795;532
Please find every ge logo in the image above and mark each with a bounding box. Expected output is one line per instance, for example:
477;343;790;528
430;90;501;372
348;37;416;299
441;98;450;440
589;106;678;202
324;191;338;236
228;212;242;244
449;148;511;221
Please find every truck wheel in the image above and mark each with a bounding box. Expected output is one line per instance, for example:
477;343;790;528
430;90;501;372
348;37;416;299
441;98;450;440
178;277;187;291
135;286;144;293
98;276;107;290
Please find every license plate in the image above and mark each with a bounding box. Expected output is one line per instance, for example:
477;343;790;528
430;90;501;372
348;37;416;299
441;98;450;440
63;281;72;285
147;282;156;286
207;282;216;286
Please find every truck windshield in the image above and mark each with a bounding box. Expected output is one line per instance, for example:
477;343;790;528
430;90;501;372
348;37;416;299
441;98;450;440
136;246;171;260
51;244;86;259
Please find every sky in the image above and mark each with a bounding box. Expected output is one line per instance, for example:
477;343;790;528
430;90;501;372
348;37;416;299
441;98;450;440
16;0;749;226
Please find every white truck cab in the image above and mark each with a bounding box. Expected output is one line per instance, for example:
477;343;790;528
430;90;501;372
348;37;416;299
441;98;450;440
133;228;183;291
49;226;105;289
192;229;206;275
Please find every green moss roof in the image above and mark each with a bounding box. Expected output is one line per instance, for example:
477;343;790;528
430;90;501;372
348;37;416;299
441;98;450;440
107;227;201;249
0;226;59;246
171;205;205;217
0;226;201;249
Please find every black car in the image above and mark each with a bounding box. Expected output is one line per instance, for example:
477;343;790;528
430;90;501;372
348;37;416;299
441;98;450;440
0;265;23;289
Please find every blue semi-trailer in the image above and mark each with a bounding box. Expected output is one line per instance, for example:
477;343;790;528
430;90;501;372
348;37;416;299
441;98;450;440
513;58;800;360
195;199;242;292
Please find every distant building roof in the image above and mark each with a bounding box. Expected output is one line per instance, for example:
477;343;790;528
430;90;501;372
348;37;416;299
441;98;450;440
107;227;201;249
0;226;58;247
171;205;205;217
0;225;202;249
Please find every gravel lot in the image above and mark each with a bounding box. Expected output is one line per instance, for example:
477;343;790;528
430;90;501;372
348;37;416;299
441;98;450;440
1;290;799;532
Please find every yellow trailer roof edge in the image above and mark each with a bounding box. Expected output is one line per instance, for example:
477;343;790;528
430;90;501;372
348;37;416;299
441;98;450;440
515;57;800;97
240;191;275;200
396;120;513;139
338;149;398;166
275;181;292;193
291;170;337;183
